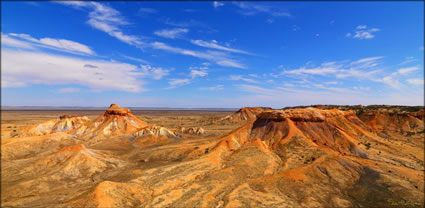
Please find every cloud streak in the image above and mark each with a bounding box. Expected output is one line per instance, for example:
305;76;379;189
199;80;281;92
200;85;224;91
58;1;144;47
4;33;94;55
151;41;245;68
154;28;189;39
167;78;191;89
190;39;252;55
232;2;291;17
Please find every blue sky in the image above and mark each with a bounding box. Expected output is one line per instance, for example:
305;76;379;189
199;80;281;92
1;1;424;108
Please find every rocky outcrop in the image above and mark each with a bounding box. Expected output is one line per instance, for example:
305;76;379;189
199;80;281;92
71;104;148;140
131;125;178;139
19;115;90;137
105;104;131;116
179;127;205;135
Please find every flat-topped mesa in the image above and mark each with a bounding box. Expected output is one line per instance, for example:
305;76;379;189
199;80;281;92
105;104;130;116
257;108;358;122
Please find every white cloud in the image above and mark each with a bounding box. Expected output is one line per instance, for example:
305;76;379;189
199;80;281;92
280;57;412;89
9;33;94;55
167;78;191;89
379;76;401;89
213;1;224;8
2;49;148;92
154;28;188;39
348;25;380;40
59;2;245;67
3;33;94;55
1;33;35;49
232;2;291;17
356;25;367;29
398;57;416;66
282;62;342;75
407;79;424;85
200;84;224;91
151;41;245;69
140;65;170;80
397;66;419;75
57;88;81;93
283;57;383;80
58;2;144;47
229;75;258;83
190;39;251;55
190;70;208;78
351;56;383;65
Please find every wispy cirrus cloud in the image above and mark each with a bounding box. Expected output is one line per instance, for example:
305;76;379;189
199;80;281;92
281;56;423;89
58;1;144;47
229;75;258;83
59;2;246;68
190;39;252;55
346;25;380;40
140;65;170;80
4;33;94;55
397;66;419;75
282;57;383;80
232;2;291;17
154;28;189;39
167;78;191;89
200;84;224;91
190;70;208;78
1;33;35;49
151;41;245;68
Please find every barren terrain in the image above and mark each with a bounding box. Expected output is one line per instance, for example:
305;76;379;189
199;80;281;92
1;104;424;208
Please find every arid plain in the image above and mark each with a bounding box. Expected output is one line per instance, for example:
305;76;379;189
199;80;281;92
1;104;424;208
